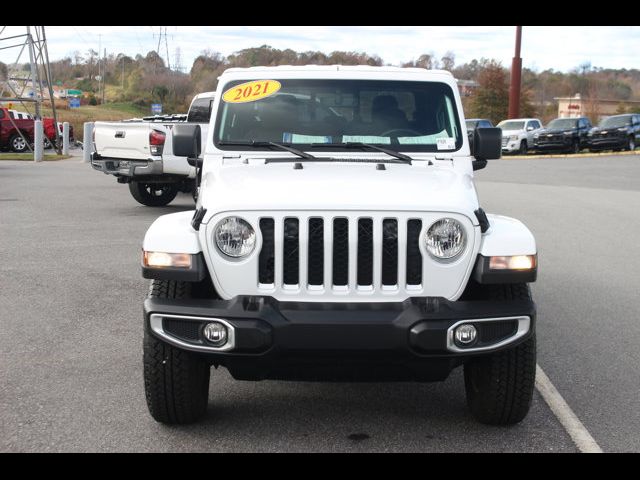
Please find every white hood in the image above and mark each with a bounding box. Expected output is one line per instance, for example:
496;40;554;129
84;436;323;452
199;160;480;223
501;129;524;137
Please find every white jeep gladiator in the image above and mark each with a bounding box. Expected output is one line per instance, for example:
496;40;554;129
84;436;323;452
141;66;538;426
90;91;215;206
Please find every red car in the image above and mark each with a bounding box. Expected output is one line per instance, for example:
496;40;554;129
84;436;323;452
0;107;73;152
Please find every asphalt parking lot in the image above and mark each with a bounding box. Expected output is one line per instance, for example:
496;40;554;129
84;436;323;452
1;153;639;452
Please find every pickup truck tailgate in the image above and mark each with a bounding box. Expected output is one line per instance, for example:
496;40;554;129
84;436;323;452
94;122;154;160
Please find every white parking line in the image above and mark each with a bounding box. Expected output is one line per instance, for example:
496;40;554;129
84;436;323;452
535;365;603;453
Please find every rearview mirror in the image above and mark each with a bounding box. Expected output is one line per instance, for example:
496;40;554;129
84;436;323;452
472;127;502;170
172;124;201;166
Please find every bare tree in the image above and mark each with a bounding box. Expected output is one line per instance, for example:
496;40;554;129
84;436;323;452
441;51;455;71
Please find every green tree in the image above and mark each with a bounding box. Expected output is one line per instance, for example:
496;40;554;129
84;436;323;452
470;60;509;123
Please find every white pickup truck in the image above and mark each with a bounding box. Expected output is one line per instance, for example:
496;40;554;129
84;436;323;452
90;91;215;206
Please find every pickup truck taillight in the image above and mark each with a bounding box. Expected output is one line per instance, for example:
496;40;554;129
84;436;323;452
149;129;166;155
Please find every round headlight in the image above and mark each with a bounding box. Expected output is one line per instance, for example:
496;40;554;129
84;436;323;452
426;218;466;259
214;217;256;258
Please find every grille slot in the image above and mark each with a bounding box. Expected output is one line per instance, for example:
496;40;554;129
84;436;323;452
357;219;373;286
283;218;299;285
477;320;518;345
332;218;349;286
163;318;201;341
406;219;422;285
381;219;398;286
259;218;274;284
308;218;324;286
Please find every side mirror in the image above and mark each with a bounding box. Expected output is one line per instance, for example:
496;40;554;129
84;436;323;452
172;124;202;166
472;127;502;171
526;126;534;131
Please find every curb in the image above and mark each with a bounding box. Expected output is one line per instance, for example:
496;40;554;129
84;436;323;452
504;150;639;160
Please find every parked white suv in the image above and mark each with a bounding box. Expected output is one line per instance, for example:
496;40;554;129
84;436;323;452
497;118;543;154
140;66;538;426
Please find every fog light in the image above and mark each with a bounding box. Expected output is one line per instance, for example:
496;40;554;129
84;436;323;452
454;324;477;346
203;322;227;346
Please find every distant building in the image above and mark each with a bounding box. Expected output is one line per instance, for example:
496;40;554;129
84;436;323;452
52;86;67;99
555;94;640;121
456;79;479;97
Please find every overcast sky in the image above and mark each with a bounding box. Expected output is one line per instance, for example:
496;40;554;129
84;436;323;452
1;26;638;73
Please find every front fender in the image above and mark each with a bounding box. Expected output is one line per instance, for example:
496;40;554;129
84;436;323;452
143;211;201;254
479;214;536;256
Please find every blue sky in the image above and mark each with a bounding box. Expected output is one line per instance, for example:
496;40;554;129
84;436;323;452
1;26;638;73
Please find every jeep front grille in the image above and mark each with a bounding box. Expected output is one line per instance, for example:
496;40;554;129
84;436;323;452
209;211;477;302
259;216;424;291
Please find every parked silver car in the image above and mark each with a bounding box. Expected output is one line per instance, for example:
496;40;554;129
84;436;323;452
497;118;543;154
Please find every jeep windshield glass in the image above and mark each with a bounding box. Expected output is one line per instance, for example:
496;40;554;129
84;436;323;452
547;118;577;129
497;121;525;130
600;116;631;128
214;79;462;153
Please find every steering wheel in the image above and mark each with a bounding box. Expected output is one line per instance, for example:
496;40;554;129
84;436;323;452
380;128;422;137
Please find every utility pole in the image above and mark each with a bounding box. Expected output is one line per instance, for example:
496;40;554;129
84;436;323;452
26;26;41;118
164;26;171;71
102;47;106;105
1;27;61;155
98;34;102;104
508;26;522;119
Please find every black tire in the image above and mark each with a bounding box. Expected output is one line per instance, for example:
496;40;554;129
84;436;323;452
464;284;536;425
571;140;580;154
519;140;528;155
9;134;29;153
129;181;178;207
627;136;636;151
143;280;210;424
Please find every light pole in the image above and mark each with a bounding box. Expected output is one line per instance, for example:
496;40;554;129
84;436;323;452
508;26;522;119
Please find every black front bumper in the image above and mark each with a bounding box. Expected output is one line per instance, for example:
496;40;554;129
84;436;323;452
588;136;626;150
534;138;573;151
145;296;535;382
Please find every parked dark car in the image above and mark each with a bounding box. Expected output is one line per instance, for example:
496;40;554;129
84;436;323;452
532;116;591;153
465;118;494;151
588;114;640;152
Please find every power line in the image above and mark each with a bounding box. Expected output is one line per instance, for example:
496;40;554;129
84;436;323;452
71;26;90;46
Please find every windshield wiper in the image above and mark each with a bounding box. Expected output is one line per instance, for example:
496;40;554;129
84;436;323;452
218;140;316;159
310;142;412;164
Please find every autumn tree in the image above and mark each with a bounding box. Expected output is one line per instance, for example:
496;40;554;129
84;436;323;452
519;88;537;118
470;60;509;123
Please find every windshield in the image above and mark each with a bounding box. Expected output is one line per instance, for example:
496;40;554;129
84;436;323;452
465;120;478;130
497;121;525;131
214;79;462;152
600;116;631;128
547;118;577;129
